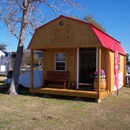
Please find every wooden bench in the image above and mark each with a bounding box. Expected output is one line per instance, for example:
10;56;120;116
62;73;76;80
44;71;70;89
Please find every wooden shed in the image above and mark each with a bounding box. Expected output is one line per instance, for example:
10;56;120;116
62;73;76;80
27;15;126;102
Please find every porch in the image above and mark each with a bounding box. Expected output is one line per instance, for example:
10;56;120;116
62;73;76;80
29;87;109;103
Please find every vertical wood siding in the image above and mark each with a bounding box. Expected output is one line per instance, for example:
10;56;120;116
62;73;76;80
101;48;108;91
120;54;125;84
108;51;114;93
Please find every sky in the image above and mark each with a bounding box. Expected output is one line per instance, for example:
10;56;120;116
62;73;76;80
0;0;130;53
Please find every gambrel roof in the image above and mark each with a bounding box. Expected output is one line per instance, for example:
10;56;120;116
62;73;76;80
28;15;126;55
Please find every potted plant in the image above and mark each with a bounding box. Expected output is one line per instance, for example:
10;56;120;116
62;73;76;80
93;69;106;92
94;69;105;78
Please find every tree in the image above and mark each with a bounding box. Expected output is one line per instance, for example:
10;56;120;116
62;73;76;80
84;15;105;32
21;51;30;68
0;43;7;50
0;0;84;95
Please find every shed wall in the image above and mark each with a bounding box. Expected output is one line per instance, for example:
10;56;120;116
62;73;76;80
43;48;77;87
107;51;114;93
107;51;125;93
120;54;125;84
101;48;108;91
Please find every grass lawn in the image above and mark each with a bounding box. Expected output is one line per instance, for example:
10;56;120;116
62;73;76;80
0;83;130;130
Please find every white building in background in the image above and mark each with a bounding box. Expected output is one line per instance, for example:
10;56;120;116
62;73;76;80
0;50;12;75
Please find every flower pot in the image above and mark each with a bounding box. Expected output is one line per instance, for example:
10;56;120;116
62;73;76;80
94;78;106;92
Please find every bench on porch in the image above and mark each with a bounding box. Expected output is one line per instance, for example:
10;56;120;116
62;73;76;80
44;71;70;89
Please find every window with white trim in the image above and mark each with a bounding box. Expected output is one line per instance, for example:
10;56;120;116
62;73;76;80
55;53;66;71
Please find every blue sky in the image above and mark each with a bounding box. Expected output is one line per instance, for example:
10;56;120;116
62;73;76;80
0;0;130;53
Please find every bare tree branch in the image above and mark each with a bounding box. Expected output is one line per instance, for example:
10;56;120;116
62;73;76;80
0;0;85;37
0;0;85;95
16;0;26;10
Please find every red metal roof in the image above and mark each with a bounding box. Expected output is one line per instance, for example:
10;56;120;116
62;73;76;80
91;26;126;55
35;15;126;55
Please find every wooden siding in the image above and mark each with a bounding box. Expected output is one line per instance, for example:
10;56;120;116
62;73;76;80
119;54;125;85
108;51;114;93
28;17;101;49
120;54;125;72
101;48;108;75
43;48;77;88
101;48;109;92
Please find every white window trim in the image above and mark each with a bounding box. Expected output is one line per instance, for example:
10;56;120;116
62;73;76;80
55;53;66;71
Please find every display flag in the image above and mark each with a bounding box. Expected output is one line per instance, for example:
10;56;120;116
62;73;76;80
114;44;119;95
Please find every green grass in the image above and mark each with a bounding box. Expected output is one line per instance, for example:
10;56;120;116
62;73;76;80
0;84;130;130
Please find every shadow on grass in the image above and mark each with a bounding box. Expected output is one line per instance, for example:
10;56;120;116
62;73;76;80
36;93;96;103
0;84;96;102
0;84;9;94
123;84;130;88
18;85;31;96
0;84;31;96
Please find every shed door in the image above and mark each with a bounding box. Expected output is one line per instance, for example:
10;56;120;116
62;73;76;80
79;48;96;84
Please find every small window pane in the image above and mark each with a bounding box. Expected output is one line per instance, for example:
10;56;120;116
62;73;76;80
56;66;60;70
61;66;65;70
61;62;65;67
56;62;60;67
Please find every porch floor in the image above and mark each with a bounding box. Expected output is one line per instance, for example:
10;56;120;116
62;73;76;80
29;87;109;101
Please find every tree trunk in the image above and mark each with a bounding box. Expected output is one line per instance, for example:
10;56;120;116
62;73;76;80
7;0;29;95
7;46;24;94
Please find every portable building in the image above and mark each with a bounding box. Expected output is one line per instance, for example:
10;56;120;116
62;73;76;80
27;15;126;102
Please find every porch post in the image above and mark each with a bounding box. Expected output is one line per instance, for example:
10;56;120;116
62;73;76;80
96;48;98;70
42;50;44;86
30;49;34;89
98;48;101;94
76;48;79;89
